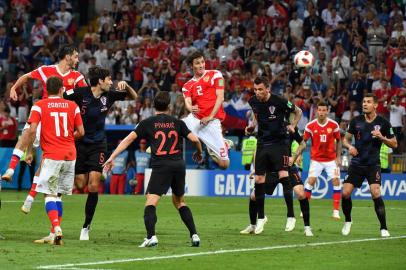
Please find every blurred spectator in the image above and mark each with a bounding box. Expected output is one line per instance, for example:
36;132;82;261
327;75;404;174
341;101;360;123
139;97;154;121
30;17;49;54
388;96;406;153
0;25;12;73
348;70;366;108
139;73;159;100
367;18;387;61
332;42;350;89
155;59;176;91
310;73;327;97
175;63;191;88
375;77;394;118
134;139;150;194
56;1;72;30
33;46;55;66
0;105;17;147
289;11;303;40
120;104;138;125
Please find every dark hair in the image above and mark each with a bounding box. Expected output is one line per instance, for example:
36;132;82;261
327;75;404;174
317;101;328;108
46;76;63;95
88;66;111;87
253;76;270;88
153;91;170;111
364;93;378;103
58;44;77;60
187;51;205;66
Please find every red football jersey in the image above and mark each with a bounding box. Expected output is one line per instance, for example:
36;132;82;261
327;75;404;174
303;118;341;162
30;65;87;98
182;70;226;121
28;97;83;161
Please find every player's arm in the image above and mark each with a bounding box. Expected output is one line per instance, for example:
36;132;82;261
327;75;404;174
187;132;203;163
103;131;138;171
73;105;85;139
371;125;398;149
335;139;342;165
245;111;257;135
287;105;302;133
291;140;306;165
63;87;82;102
9;73;33;101
343;132;358;156
117;81;138;100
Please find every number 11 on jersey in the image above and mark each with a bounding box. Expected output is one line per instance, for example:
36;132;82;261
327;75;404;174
51;112;68;137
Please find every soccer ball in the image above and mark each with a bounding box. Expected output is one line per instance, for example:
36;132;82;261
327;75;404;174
294;50;315;68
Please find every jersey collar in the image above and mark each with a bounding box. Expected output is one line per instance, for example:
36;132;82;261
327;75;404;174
192;70;207;81
54;64;71;77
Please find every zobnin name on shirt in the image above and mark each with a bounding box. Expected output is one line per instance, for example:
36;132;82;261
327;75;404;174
48;102;69;108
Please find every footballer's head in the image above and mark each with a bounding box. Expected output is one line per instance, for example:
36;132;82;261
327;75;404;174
253;76;270;102
58;45;79;69
88;66;112;91
362;93;378;114
46;76;64;96
188;51;205;77
316;101;328;121
153;91;170;112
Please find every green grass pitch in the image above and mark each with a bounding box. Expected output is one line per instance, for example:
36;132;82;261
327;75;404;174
0;191;405;270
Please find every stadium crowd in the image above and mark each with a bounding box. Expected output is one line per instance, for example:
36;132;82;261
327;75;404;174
0;0;406;153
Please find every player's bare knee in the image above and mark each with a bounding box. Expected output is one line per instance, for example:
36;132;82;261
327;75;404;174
332;177;341;186
307;177;317;186
218;159;229;169
146;194;160;206
278;170;289;179
255;175;265;184
370;186;381;199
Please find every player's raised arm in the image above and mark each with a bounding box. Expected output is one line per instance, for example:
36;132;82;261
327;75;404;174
117;81;138;100
103;131;138;171
9;72;32;101
292;140;306;165
288;105;302;133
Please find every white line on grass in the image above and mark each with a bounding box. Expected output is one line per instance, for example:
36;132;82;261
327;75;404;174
37;235;406;269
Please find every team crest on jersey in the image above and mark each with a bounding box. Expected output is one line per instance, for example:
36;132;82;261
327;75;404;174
203;76;210;82
327;128;332;133
374;125;381;131
68;78;74;86
101;96;107;106
268;106;275;114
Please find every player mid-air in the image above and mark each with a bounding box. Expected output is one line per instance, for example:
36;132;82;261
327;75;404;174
182;51;232;169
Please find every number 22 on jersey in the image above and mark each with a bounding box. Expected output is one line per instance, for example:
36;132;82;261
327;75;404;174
155;130;180;155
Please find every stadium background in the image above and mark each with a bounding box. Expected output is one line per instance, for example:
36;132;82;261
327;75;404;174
0;0;405;199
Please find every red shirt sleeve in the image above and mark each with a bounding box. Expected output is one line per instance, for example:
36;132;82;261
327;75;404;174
30;67;45;83
74;74;87;87
303;124;312;140
28;104;42;124
213;76;225;91
333;123;341;140
182;83;191;98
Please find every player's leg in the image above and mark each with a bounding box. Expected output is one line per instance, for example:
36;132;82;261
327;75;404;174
21;164;42;214
326;161;342;219
172;194;199;246
240;190;257;234
33;159;63;245
305;160;323;200
139;168;170;248
2;123;40;182
293;182;312;236
367;167;389;237
196;119;230;169
253;147;269;234
80;171;101;240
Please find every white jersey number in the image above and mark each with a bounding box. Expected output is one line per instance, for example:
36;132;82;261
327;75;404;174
50;112;68;137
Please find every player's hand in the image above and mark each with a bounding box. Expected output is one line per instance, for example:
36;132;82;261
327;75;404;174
371;130;384;140
192;151;203;163
249;170;255;180
245;125;255;135
117;81;128;91
191;105;199;113
348;146;358;157
25;154;33;166
9;87;18;101
200;116;213;126
102;158;114;172
286;124;295;133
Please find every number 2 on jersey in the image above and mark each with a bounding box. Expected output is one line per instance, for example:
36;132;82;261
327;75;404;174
196;85;203;96
155;130;180;155
50;112;68;137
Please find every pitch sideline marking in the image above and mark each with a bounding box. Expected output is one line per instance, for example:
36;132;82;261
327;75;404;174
37;235;406;269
